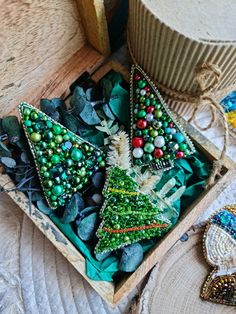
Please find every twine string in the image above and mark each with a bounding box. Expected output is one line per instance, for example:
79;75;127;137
127;35;229;188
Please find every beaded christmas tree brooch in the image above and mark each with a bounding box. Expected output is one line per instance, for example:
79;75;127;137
201;205;236;306
95;131;186;254
130;65;195;170
19;102;105;209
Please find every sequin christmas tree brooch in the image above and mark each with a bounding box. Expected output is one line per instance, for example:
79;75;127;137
130;65;195;170
201;205;236;306
19;102;105;209
95;131;171;254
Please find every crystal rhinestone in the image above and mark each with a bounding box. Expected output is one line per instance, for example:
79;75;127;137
146;113;154;122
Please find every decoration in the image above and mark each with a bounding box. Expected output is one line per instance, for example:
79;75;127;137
130;65;195;170
95;131;188;254
19;102;105;209
201;205;236;306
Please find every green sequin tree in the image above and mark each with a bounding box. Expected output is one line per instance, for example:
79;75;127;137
19;102;105;209
95;166;169;254
130;65;195;170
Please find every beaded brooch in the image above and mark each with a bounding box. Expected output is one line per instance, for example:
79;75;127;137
201;205;236;306
95;131;185;254
19;102;105;209
130;65;195;171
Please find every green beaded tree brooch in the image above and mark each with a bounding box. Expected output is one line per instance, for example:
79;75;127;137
95;132;170;254
19;102;105;209
130;65;195;170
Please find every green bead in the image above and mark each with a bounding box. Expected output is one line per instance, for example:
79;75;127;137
27;127;33;134
52;185;64;196
55;135;63;144
163;121;168;128
46;121;53;128
30;132;41;142
179;143;187;151
135;130;142;136
145;99;150;106
151;99;157;105
66;159;73;167
140;96;145;103
43;172;50;178
51;155;60;164
74;177;81;184
24;120;32;127
138;80;146;89
63;134;70;141
39;157;47;164
138;110;146;118
99;160;105;168
24;108;31;116
143;129;149;135
49;142;55;148
30;111;38;120
71;148;83;161
44;130;53;140
150;130;158;137
124;236;130;242
41;166;47;172
144;143;155;153
154;109;162;118
52;125;62;135
45;180;53;188
51;195;57;201
51;201;58;208
143;154;153;162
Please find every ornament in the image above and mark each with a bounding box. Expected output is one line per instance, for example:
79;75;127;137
95;131;170;254
201;205;236;306
19;102;105;209
130;65;195;170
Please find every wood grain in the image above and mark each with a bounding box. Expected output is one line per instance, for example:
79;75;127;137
0;0;85;116
77;0;110;55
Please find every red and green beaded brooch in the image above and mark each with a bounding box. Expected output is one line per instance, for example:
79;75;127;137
19;102;105;209
130;65;195;170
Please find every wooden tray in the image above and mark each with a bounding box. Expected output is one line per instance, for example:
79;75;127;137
1;1;236;307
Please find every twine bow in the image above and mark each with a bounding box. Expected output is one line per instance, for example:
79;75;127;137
188;63;229;189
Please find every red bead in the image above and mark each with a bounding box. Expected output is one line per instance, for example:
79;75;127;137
176;151;184;159
132;137;144;148
147;106;155;113
137;119;147;129
169;122;173;128
154;148;164;158
135;74;141;81
145;86;150;92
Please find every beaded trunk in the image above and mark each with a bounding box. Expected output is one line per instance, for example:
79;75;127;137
201;205;236;306
19;102;105;209
130;65;195;171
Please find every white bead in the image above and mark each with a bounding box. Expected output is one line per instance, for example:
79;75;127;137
133;147;144;158
140;89;146;96
154;136;165;148
170;128;176;134
146;113;154;122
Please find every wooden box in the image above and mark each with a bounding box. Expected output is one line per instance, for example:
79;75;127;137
1;0;236;307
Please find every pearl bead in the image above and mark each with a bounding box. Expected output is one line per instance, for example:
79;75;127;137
154;136;165;148
146;113;154;122
132;147;144;158
170;128;177;135
140;89;146;96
